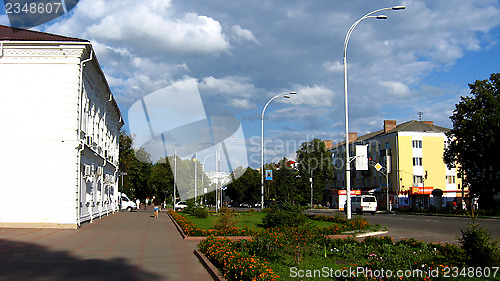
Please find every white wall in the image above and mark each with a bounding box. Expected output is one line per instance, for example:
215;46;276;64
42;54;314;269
0;43;122;228
0;52;81;226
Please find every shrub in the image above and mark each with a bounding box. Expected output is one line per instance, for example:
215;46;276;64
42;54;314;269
261;203;306;228
213;207;239;230
362;236;394;247
459;220;500;266
191;206;209;218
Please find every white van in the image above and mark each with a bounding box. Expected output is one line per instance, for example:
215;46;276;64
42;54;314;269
120;193;138;212
345;195;377;215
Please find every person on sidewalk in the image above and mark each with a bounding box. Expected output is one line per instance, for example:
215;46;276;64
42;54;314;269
153;199;160;218
135;198;140;210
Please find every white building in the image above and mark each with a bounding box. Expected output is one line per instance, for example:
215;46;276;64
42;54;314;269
0;25;123;228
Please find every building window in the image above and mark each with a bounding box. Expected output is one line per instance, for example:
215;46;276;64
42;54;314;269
412;140;422;148
413;175;423;185
447;176;456;184
413;157;423;166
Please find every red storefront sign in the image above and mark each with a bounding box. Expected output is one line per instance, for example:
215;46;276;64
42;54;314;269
337;190;361;195
411;187;433;195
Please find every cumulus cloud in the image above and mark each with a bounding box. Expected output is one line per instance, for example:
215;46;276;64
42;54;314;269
379;81;410;98
44;0;230;56
231;25;260;45
281;85;336;107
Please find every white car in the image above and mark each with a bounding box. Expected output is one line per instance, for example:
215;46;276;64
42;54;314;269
174;201;188;210
120;194;138;212
345;195;377;215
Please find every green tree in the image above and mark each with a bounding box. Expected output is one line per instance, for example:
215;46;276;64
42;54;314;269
444;73;500;209
150;159;174;203
226;166;260;204
296;138;335;205
118;131;153;200
265;158;300;203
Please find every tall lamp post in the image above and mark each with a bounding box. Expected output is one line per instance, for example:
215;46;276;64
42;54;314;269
202;153;216;206
261;92;297;209
343;6;405;219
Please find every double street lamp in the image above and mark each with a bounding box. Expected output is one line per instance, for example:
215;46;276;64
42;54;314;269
343;6;405;219
261;92;297;209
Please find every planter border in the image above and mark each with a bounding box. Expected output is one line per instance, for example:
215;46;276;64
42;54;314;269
193;249;227;281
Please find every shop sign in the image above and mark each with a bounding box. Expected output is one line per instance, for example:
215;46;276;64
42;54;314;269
411;186;433;195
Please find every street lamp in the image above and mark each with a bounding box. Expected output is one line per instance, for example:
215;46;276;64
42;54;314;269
261;92;297;209
343;6;405;219
202;153;216;206
119;172;127;211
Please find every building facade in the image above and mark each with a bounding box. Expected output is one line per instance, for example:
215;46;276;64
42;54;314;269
329;120;466;210
0;26;123;228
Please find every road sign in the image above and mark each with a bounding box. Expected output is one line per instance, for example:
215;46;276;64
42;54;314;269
355;145;368;170
265;170;273;180
374;163;383;171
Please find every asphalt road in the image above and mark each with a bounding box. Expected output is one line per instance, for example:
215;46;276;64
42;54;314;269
303;209;500;244
363;213;500;244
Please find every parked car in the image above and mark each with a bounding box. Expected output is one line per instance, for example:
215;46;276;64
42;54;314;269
344;195;377;215
120;193;138;212
174;201;188;210
239;202;252;208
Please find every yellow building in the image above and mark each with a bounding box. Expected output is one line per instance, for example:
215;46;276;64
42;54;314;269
330;120;466;210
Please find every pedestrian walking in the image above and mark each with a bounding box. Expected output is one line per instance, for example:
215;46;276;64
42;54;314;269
135;198;140;210
153;199;160;219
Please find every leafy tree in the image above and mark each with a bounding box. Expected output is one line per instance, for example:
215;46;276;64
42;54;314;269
226;166;260;204
295;138;335;205
128;147;152;201
150;159;174;203
265;158;300;203
118;131;153;200
444;73;500;209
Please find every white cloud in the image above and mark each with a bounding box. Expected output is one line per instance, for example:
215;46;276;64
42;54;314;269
231;25;260;45
45;0;230;56
229;99;255;110
323;61;344;73
379;81;410;98
0;14;9;25
281;85;336;107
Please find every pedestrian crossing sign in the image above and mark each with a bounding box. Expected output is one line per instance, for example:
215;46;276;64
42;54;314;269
265;170;273;180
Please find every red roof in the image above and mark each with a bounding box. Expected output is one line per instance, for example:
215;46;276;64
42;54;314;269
0;25;87;42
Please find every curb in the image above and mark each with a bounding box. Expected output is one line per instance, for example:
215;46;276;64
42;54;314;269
167;211;187;239
393;212;500;220
193;249;227;281
354;230;389;238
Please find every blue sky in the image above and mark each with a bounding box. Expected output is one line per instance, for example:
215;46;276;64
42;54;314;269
2;0;500;170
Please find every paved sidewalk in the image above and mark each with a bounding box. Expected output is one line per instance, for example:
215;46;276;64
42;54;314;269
0;208;213;281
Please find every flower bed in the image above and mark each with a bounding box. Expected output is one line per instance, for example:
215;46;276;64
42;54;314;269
169;209;372;237
201;232;473;281
168;209;257;237
198;236;279;281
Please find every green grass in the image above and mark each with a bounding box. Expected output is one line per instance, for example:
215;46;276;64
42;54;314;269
182;211;347;231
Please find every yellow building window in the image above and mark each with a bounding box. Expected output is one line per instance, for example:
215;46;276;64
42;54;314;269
413;157;423;166
446;176;456;184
